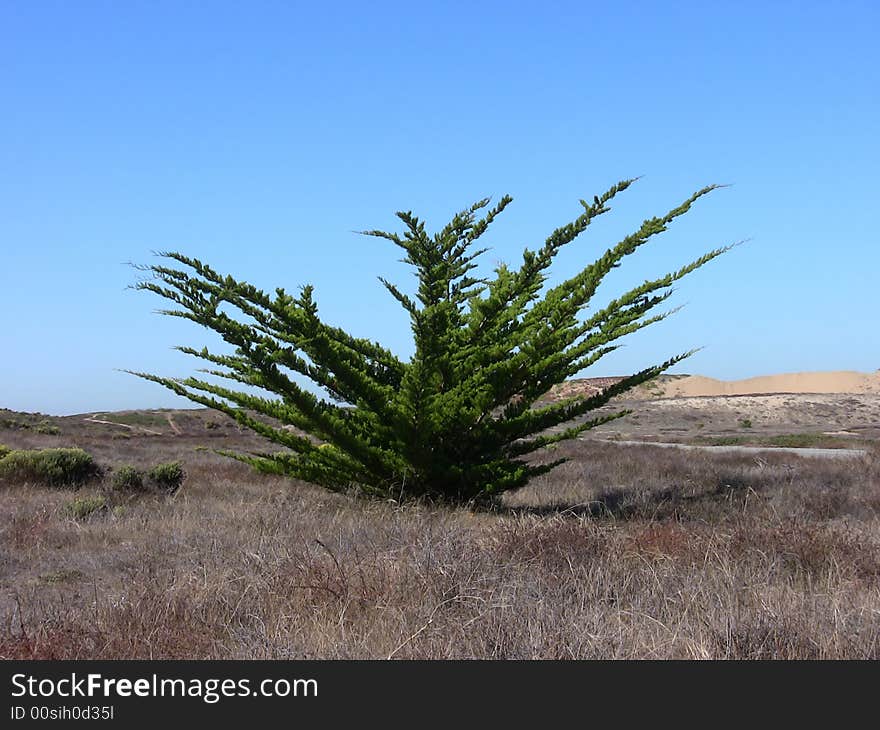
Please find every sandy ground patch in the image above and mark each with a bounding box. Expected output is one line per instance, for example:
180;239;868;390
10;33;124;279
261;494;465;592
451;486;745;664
655;370;880;397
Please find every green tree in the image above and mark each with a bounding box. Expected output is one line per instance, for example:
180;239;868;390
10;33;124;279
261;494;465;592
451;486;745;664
131;179;730;504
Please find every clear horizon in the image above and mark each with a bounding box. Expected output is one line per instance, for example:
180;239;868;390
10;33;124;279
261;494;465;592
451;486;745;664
6;368;876;418
2;2;878;416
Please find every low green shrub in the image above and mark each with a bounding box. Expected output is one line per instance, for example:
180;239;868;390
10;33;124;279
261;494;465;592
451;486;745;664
0;445;10;459
147;461;185;492
0;416;60;434
64;495;107;520
0;447;101;487
763;433;828;448
111;465;144;492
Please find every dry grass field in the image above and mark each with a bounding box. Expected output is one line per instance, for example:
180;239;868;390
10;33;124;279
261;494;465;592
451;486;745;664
2;385;879;659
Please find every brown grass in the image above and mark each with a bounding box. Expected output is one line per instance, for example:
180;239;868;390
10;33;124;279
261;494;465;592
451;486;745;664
1;411;879;659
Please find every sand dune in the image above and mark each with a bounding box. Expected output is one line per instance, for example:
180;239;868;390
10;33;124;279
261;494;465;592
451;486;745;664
661;370;880;397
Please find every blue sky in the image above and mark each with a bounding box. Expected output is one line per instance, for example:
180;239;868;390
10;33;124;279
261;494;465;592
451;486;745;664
1;1;878;415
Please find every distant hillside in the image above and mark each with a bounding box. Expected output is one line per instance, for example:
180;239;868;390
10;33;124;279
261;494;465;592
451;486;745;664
543;370;880;401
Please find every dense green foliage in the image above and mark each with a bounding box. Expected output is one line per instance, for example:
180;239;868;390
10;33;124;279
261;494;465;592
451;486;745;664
147;461;186;493
34;422;61;435
110;462;184;493
112;465;145;492
64;495;107;520
0;416;60;435
133;179;728;504
0;447;101;487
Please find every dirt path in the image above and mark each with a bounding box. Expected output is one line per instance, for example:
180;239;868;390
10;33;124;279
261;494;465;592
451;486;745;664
82;415;164;436
587;438;868;459
165;413;182;435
